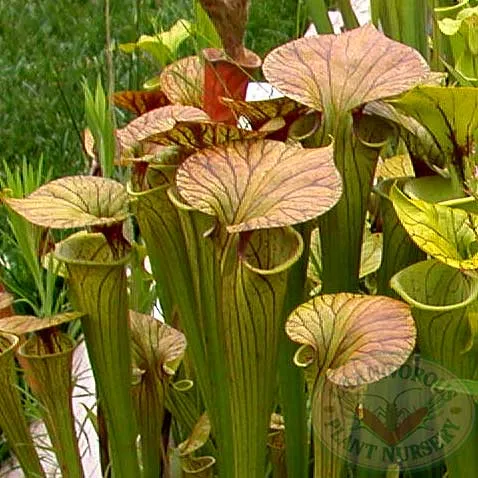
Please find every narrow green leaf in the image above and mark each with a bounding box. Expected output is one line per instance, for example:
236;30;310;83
304;0;334;33
193;0;222;50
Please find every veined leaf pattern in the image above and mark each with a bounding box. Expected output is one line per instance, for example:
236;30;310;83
263;24;429;113
130;310;186;377
286;293;416;387
144;121;266;152
4;176;129;229
390;86;478;159
160;56;204;108
176;140;342;232
0;312;83;335
220;96;308;126
113;88;170;115
391;184;478;269
116;105;210;152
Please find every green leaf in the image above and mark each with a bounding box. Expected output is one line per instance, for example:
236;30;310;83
263;24;429;113
286;293;416;387
4;176;129;229
391;183;478;269
376;154;415;179
193;0;222;50
366;99;446;172
120;20;192;66
176;140;341;232
390;86;478;165
375;178;426;297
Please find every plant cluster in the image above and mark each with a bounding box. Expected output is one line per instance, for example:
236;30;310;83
3;1;478;478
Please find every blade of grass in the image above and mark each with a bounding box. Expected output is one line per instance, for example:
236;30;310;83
305;0;334;33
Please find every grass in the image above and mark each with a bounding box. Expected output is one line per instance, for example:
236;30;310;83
0;0;305;179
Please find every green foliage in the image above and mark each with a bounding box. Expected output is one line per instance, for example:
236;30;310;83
6;3;478;478
83;77;116;178
0;158;67;318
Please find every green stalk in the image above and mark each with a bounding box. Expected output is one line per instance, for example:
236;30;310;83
397;0;429;60
0;333;45;478
444;405;478;477
371;0;401;42
317;114;382;293
372;0;429;60
18;332;83;478
132;377;165;478
278;222;311;478
337;0;359;29
55;232;140;478
431;0;467;70
166;380;211;451
305;0;334;33
392;261;478;478
171;190;304;478
129;181;209;387
375;179;426;297
312;376;354;478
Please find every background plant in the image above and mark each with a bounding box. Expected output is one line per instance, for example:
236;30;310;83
5;1;478;478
